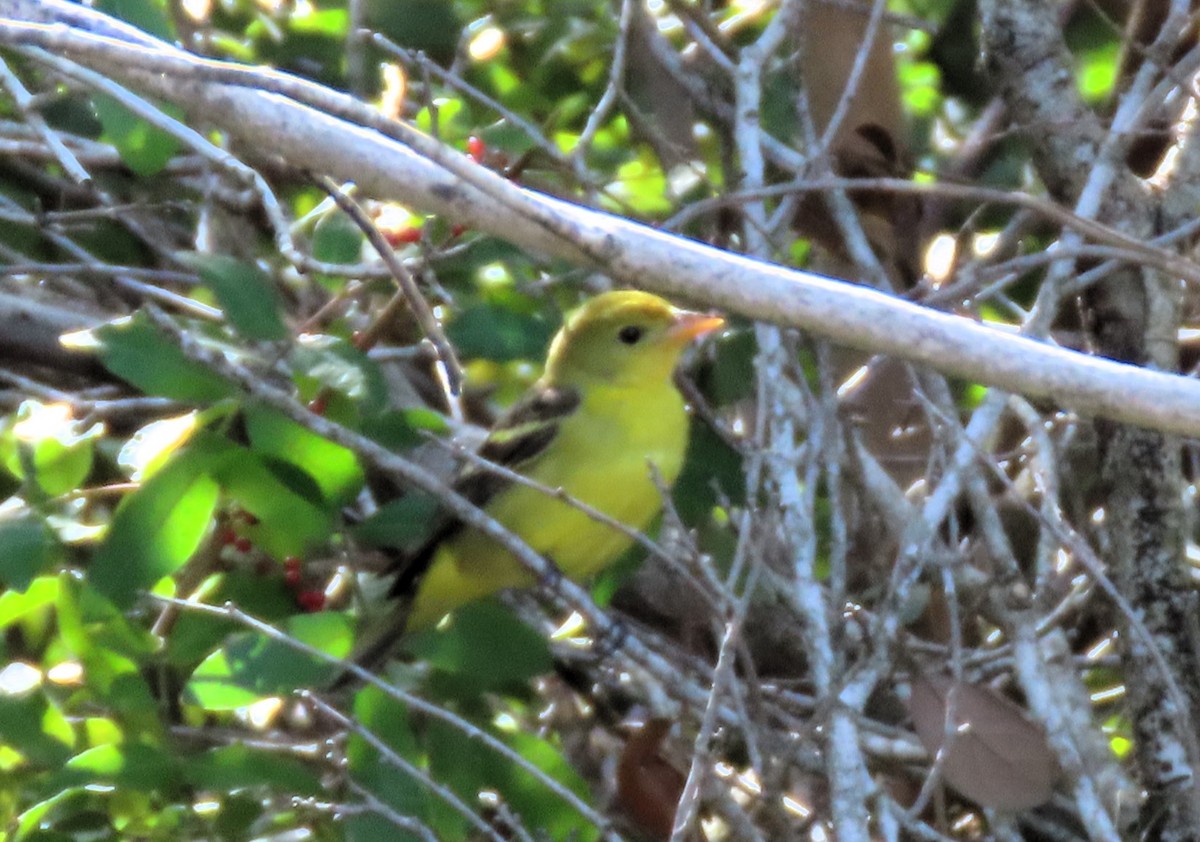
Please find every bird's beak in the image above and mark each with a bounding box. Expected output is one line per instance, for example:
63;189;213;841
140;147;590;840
668;311;725;343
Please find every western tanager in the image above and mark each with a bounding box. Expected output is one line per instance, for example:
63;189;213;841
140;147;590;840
357;290;723;662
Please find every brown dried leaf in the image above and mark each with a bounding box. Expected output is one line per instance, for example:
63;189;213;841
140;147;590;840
616;719;706;841
908;674;1060;810
624;3;698;169
839;357;931;490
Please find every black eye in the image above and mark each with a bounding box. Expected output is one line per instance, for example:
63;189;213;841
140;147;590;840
618;325;644;345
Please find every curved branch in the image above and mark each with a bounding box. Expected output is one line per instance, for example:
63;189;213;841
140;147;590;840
6;3;1200;437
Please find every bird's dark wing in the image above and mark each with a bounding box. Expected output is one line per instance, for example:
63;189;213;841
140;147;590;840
386;384;581;598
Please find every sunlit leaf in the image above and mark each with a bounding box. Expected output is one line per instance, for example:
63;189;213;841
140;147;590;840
0;401;103;497
244;404;364;506
212;447;336;559
89;443;221;608
186;612;352;708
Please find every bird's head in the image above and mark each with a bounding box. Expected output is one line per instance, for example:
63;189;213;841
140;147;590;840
543;290;724;388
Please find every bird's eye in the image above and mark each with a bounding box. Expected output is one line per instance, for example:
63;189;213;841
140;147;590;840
618;325;644;345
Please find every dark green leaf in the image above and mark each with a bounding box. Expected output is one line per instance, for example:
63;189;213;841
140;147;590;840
0;513;59;591
60;741;176;791
672;420;744;524
353;494;441;550
348;687;426;835
427;718;596;841
367;0;460;63
706;327;756;405
360;408;448;452
96;0;174;39
0;694;74;767
312;211;365;264
177;252;288;342
447;303;555;362
185;744;322;795
90;314;236;403
408;600;552;696
165;571;296;667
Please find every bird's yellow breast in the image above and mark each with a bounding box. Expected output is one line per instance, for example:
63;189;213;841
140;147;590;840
407;381;689;629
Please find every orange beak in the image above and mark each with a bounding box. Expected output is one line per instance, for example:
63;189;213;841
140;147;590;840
668;311;725;343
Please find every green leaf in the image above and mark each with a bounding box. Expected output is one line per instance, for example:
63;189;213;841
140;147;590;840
186;612;352;708
425;718;597;841
96;0;174;39
409;601;552;697
185;744;321;794
367;0;460;63
1076;42;1119;104
212;447;336;559
165;570;296;667
707;328;756;405
485;729;597;841
176;252;289;342
244;404;364;506
447;303;555;362
0;513;59;592
0;575;58;630
348;687;426;833
352;493;441;549
15;788;89;840
672;420;745;525
0;401;102;497
312;211;365;264
86;314;236;403
89;444;220;608
361;408;448;452
290;335;388;414
92;94;181;177
61;741;175;791
0;694;74;767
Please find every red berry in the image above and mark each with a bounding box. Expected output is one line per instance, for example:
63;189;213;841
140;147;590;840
219;527;239;546
449;223;467;238
297;590;326;612
234;536;253;553
386;225;422;245
283;557;303;587
467;135;485;163
307;394;328;416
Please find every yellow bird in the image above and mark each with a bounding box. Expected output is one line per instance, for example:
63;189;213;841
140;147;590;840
356;290;723;663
